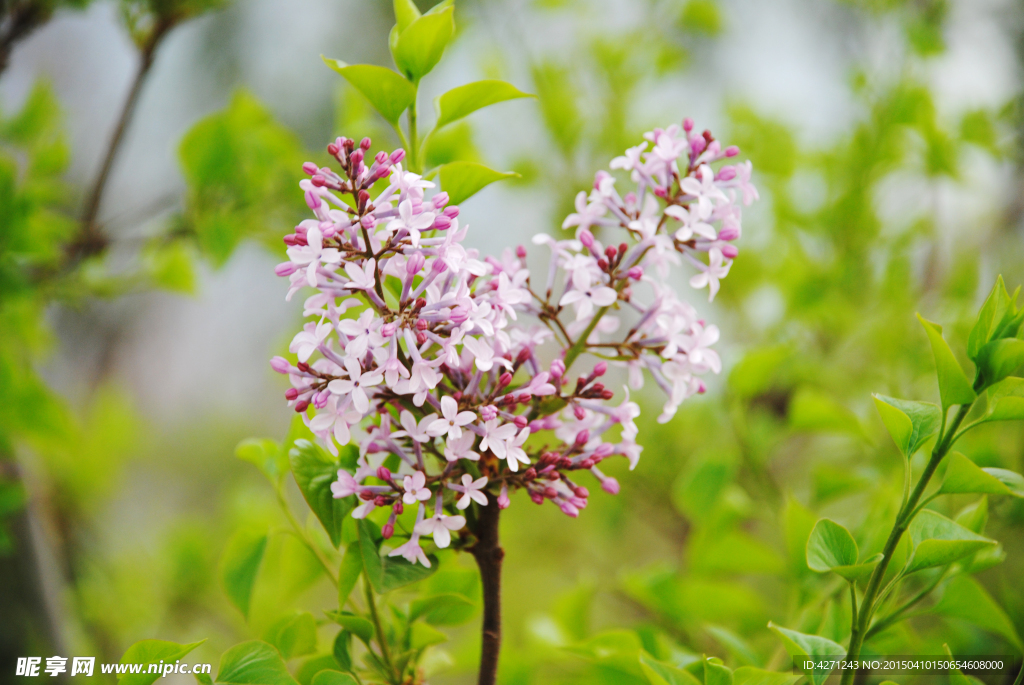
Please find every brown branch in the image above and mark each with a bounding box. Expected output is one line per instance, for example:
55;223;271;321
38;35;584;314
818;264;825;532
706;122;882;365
0;1;52;75
69;16;175;264
469;498;503;685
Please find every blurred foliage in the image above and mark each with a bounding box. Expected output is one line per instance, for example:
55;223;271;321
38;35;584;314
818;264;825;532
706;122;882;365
2;0;1024;683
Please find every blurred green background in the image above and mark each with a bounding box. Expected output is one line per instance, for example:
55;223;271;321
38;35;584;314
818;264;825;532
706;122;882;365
1;0;1022;682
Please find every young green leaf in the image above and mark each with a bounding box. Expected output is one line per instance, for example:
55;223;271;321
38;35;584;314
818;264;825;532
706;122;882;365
955;496;989;534
766;623;844;685
356;519;384;592
704;657;734;685
119;640;206;685
216;641;298;685
310;672;357;685
434;80;535;130
221;529;268;619
732;668;801;685
978;377;1024;423
327;613;374;644
906;509;996;573
409;593;477;625
806;519;857;573
976;338;1024;390
392;6;455;84
410;622;448;650
968;276;1011;361
332;630;352;672
294;655;340;685
938;452;1024;497
262;612;318;659
381;554;438;591
393;0;420;32
917;314;976;408
337;541;362;608
289;440;353;548
639;651;702;685
872;395;941;456
438;161;519;205
236;438;286;486
321;59;416;126
932;575;1023;649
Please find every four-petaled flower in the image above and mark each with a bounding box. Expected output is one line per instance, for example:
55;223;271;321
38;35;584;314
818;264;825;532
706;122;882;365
327;357;384;413
451;474;489;509
414;508;466;548
402;471;432;505
427;396;476;441
689;247;731;301
560;285;618;321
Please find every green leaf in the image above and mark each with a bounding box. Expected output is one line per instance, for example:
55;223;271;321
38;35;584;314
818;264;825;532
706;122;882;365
917;315;976;408
955;497;988;534
393;0;420;32
706;626;762;667
321;60;416;126
732;668;801;685
327;613;374;644
766;623;844;685
806;518;857;573
289;440;353;548
381;554;438;592
119;640;205;685
788;387;863;436
216;641;298;685
932;575;1023;649
873;395;941;456
978;377;1024;423
438;161;519;205
434;80;534;129
356;519;384;593
968;276;1011;361
294;656;339;685
639;651;702;685
332;630;352;672
310;672;357;685
938;452;1024;497
977;339;1024;389
392;6;455;83
410;622;448;649
704;657;733;685
906;509;996;573
262;612;317;659
236;438;287;485
221;529;267;619
338;541;362;608
410;593;477;625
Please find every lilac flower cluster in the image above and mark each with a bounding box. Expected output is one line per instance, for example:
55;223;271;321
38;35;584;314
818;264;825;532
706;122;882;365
272;121;757;566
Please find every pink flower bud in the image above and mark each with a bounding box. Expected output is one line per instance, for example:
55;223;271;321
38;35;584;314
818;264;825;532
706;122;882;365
294;400;309;413
627;266;643;280
573;405;586;420
443;206;459;219
559;501;579;517
516;245;527;259
432;192;450;209
579;229;595;248
311;174;326;187
450;307;469;325
716;166;736;181
302;161;318;175
394;501;404;514
549;359;565;378
416;331;427;345
530;491;544;505
594;442;615;458
327;143;340;155
499;372;513;387
433;215;452;230
725;145;739;157
415;319;428;331
350;149;364;166
381;322;396;337
275;262;297;277
721;245;739;259
653;186;668;198
690;136;706;156
593;362;607;376
374;495;388;507
514;415;528;429
361;214;376;230
718;227;740;241
314;390;330;409
575;430;590;446
574;486;589;498
406;253;425;275
270;356;291;373
305;190;321;210
390;149;406;164
377;466;392;482
481;405;498;421
431;258;448;274
683;117;694;132
381;522;394;539
360;137;372;150
497;485;510;509
601;477;620;495
374;151;388;164
697;380;707;394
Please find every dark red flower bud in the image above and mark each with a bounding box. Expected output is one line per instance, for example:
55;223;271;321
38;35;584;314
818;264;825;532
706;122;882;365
597;258;609;270
360;137;372;150
285;388;299;400
618;242;628;255
416;331;427;345
415;318;428;331
297;362;311;372
376;466;392;482
499;372;513;387
574;486;590;498
327;143;340;155
605;245;617;259
524;467;537;481
311;174;326;187
359;490;374;500
382;522;394;539
601;389;614;400
294;400;309;412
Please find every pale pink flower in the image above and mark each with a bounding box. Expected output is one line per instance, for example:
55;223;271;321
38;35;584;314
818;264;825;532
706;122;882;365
443;432;480;462
414;507;466;548
560;285;618;321
402;471;432;505
451;474;488;509
427;397;476;441
327;357;383;414
689;248;731;301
